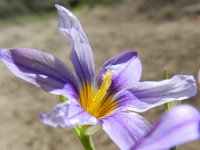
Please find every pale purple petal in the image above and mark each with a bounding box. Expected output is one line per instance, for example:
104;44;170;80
0;48;78;99
97;51;142;94
70;43;95;85
132;105;200;150
114;75;197;112
55;4;95;85
55;4;89;45
102;112;151;150
40;100;99;128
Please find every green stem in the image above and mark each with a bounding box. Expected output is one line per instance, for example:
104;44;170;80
163;71;178;150
73;126;95;150
170;147;178;150
163;70;170;111
164;101;170;111
59;96;95;150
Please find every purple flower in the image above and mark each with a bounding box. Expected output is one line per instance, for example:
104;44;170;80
0;4;197;150
131;105;200;150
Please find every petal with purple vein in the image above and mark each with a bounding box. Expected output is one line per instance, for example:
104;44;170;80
132;105;200;150
102;112;151;150
97;51;142;94
114;75;197;112
40;100;99;128
0;48;78;99
55;4;95;86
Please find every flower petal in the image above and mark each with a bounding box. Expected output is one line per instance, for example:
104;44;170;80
70;43;95;85
102;112;151;150
114;75;197;112
55;4;89;45
40;100;99;128
97;51;142;94
132;105;200;150
55;4;95;85
0;48;78;99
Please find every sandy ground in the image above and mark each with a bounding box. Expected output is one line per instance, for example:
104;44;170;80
0;2;200;150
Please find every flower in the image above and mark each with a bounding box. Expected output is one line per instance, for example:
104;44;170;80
0;4;197;150
131;105;200;150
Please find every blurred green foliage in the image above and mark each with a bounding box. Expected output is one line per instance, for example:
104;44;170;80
0;0;69;19
0;0;121;19
0;0;27;18
1;0;199;19
79;0;119;7
138;0;200;20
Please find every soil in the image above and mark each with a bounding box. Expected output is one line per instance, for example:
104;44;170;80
0;1;200;150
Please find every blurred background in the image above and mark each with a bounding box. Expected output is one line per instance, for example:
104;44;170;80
0;0;200;149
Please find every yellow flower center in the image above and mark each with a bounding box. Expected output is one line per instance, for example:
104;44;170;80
79;71;117;118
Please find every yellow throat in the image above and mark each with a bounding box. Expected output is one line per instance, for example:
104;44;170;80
79;71;117;118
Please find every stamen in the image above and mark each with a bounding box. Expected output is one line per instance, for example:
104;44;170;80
87;71;112;114
92;71;112;103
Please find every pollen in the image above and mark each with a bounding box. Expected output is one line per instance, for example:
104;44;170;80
79;71;117;118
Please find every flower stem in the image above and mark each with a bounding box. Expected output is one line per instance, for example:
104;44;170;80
163;71;178;150
59;96;95;150
163;70;170;111
73;126;95;150
170;147;178;150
